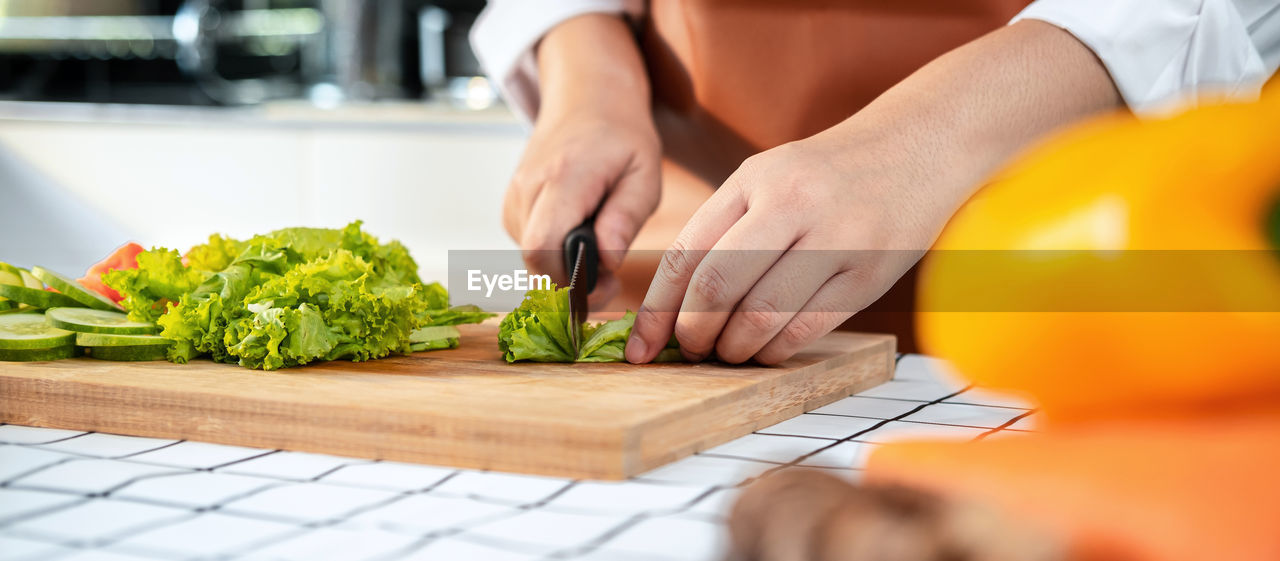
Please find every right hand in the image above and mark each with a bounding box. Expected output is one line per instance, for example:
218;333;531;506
503;104;662;307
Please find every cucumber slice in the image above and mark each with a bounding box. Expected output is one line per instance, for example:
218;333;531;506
0;313;76;350
0;299;13;311
31;267;122;312
0;345;79;362
0;262;21;306
46;307;158;335
76;332;170;347
410;337;458;352
0;262;23;286
0;284;84;309
409;325;460;344
87;344;169;361
19;269;42;290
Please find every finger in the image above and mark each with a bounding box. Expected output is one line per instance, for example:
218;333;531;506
625;186;747;363
502;176;544;246
594;157;661;272
754;269;862;366
521;173;601;286
714;241;845;364
672;209;799;362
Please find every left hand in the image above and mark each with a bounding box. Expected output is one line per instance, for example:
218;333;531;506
624;126;955;365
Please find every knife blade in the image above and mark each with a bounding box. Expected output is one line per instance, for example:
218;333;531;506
564;217;598;357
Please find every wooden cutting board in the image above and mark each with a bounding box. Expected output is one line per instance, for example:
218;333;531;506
0;322;894;479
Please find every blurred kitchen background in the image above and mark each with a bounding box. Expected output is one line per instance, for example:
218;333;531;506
0;0;522;282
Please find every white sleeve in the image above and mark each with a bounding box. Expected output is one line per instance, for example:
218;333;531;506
1013;0;1280;115
470;0;647;124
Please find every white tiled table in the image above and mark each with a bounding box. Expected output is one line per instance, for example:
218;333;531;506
0;355;1035;561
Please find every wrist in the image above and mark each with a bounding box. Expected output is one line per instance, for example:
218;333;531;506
536;14;652;125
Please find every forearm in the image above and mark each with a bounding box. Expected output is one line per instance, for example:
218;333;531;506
824;19;1122;216
536;14;652;123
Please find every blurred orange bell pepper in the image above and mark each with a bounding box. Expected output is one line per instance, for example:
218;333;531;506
917;90;1280;423
866;409;1280;561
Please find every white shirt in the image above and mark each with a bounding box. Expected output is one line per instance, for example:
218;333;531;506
471;0;1280;121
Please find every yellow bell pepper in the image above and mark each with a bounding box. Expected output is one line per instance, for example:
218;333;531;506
917;89;1280;423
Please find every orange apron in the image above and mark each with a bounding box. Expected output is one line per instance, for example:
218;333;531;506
624;0;1032;351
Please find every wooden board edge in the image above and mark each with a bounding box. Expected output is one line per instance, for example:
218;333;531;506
0;376;636;480
620;334;897;477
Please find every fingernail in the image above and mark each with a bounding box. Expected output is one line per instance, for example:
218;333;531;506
625;336;648;364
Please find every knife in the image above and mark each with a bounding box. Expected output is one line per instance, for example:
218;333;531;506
564;217;599;356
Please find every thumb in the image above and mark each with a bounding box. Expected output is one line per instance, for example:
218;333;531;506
593;159;661;273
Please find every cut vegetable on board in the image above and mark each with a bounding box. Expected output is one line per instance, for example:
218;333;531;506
31;266;123;312
498;286;680;363
0;313;76;350
87;344;171;361
0;222;493;368
46;308;159;335
0;313;77;362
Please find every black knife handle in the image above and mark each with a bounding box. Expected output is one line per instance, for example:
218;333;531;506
563;217;599;294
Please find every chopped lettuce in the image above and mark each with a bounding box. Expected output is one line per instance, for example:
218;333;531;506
105;221;489;370
102;248;207;323
498;286;679;363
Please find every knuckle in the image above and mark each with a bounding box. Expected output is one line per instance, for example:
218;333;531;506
737;299;784;333
780;312;823;346
655;238;698;287
689;266;730;309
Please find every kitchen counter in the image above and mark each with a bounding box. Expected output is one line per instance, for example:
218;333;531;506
0;100;527;282
0;100;524;132
0;355;1037;561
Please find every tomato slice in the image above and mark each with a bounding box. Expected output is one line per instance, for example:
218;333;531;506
78;243;144;303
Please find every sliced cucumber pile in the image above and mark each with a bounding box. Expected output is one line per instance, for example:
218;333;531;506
46;307;158;335
409;325;460;352
42;308;169;361
0;313;78;361
0;261;81;310
31;266;122;312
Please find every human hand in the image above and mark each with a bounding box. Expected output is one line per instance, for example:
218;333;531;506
727;469;1054;561
503;14;660;307
625;127;954;365
503;107;661;306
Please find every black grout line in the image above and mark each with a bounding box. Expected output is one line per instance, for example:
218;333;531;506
114;439;187;460
748;431;841;441
975;408;1038;440
0;429;95;447
749;385;974;482
0;456;80;487
798;412;1025;431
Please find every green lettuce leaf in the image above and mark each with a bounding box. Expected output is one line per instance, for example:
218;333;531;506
219;249;427;370
184;234;246;273
498;287;680;363
103;248;208;323
498;287;574;362
110;220;481;370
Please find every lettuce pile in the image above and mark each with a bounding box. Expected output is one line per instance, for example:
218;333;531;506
105;222;490;370
498;286;680;363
